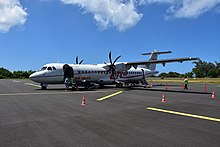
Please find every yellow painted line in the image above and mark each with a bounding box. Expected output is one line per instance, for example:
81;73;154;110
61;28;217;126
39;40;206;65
97;91;124;101
147;107;220;122
24;83;41;88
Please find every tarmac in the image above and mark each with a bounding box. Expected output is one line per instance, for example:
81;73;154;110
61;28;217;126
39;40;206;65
0;79;220;147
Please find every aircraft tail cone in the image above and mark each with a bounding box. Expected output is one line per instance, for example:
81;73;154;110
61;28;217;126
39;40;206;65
81;96;86;106
211;92;216;99
161;94;166;103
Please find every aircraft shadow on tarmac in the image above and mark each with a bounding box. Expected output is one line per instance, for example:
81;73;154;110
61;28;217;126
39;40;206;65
35;88;97;91
34;84;212;95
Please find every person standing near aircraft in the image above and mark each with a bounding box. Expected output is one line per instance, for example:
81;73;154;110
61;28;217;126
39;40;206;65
71;77;78;90
184;77;189;90
65;78;70;91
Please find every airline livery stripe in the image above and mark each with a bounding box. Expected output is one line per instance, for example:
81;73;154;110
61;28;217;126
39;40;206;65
30;74;63;78
97;91;124;101
147;107;220;122
31;74;143;79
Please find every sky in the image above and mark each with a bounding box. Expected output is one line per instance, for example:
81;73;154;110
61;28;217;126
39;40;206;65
0;0;220;74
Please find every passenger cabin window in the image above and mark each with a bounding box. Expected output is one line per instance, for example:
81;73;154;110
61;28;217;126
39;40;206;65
52;67;57;70
47;67;52;70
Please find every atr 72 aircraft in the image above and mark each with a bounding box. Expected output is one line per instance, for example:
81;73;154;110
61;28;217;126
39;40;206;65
29;50;199;89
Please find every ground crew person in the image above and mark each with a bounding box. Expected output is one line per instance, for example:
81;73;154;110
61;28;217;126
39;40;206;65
71;77;78;90
184;77;188;90
64;78;70;91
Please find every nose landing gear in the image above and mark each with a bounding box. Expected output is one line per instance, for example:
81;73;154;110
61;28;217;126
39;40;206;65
41;83;48;90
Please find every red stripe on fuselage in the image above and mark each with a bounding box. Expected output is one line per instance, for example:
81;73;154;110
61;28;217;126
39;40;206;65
31;73;143;79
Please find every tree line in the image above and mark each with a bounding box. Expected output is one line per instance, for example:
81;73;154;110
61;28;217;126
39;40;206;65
0;60;219;79
0;68;35;79
158;60;220;78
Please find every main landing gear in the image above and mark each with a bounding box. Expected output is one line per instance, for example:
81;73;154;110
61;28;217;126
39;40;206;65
116;82;123;88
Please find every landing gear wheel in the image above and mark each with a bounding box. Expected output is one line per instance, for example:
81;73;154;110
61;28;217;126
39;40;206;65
116;83;123;88
41;83;47;90
99;84;105;88
41;86;47;90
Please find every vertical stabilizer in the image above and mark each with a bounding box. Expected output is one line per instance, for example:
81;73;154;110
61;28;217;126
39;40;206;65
138;50;172;70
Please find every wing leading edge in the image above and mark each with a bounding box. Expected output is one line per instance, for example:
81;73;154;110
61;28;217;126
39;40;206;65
126;57;199;68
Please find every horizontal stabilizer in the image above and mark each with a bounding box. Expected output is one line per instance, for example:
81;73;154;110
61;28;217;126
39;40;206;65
142;51;172;56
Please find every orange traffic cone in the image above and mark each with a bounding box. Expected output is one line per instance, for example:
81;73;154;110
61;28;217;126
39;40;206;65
81;96;86;106
211;92;216;99
182;83;184;91
204;83;207;93
161;94;166;103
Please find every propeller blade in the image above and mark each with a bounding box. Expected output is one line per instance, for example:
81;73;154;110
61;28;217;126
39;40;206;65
79;60;84;64
109;51;113;65
113;55;121;64
76;56;78;64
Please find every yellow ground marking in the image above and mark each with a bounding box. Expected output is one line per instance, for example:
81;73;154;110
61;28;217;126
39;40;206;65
24;83;41;88
147;107;220;123
97;91;124;101
0;90;109;96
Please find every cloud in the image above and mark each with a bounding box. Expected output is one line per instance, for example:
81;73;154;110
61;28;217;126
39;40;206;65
61;0;220;31
1;0;219;33
61;0;143;31
140;0;220;18
0;0;27;33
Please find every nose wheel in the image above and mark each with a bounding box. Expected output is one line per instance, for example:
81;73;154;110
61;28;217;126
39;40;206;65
40;83;48;90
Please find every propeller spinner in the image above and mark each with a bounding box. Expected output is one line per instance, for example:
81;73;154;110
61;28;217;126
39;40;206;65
105;51;121;81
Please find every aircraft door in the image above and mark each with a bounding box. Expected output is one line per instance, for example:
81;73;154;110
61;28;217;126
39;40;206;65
63;64;74;81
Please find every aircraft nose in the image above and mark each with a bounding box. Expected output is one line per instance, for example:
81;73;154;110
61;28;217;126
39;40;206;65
29;73;35;79
29;72;39;82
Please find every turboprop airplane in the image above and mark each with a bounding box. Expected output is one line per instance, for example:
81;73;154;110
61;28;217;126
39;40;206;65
29;50;199;89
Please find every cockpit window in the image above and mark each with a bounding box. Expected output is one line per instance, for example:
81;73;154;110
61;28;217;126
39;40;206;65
41;67;47;71
47;67;52;70
52;66;57;70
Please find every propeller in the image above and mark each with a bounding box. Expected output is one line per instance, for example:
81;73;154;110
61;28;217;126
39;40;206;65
76;56;84;64
105;51;121;81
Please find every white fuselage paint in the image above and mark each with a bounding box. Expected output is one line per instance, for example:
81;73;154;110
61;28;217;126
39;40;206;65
29;63;158;85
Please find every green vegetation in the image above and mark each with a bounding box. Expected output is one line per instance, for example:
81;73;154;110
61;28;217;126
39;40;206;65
148;78;220;84
158;60;220;78
0;67;34;79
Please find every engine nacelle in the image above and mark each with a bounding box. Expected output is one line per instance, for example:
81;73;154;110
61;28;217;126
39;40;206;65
115;62;131;71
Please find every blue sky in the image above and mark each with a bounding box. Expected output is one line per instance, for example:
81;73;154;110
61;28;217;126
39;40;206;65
0;0;220;74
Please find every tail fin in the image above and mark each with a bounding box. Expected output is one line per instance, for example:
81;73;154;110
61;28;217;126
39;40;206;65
139;50;172;70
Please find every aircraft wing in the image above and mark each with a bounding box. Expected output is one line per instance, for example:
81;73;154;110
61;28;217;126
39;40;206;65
126;57;199;68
